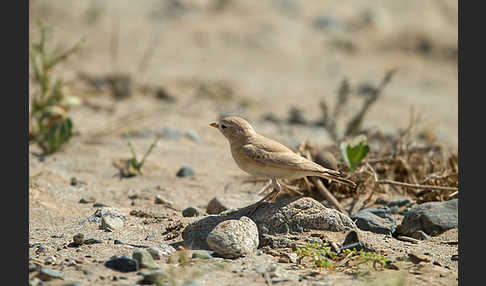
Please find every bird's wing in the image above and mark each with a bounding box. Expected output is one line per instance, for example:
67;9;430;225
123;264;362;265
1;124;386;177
240;138;339;175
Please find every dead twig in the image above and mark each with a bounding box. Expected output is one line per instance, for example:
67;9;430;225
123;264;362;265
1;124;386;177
376;179;457;191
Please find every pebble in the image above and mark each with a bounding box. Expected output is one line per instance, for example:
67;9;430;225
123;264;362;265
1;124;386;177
62;283;82;286
79;197;95;204
72;233;84;246
100;215;124;231
182;206;205;217
341;230;375;252
104;256;139;272
36;267;64;281
154;195;173;206
206;216;259;259
132;249;159;269
93;202;109;208
176;166;195;177
287;106;307;125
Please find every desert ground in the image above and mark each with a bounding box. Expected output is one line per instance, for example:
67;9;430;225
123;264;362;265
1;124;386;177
29;1;458;285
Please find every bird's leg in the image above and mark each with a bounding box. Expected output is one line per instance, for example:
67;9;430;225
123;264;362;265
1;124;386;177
256;178;273;195
268;178;282;203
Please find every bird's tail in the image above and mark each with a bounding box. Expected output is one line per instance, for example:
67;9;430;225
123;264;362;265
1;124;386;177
315;171;357;189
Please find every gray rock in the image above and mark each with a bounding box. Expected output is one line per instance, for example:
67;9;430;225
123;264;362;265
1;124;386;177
183;197;356;250
206;193;262;214
396;199;458;236
132;249;159;269
62;283;82;286
176;166;195;177
182;206;205;217
104;256;139;272
100;215;124;231
147;244;176;260
351;206;396;234
36;267;64;281
206;216;259;258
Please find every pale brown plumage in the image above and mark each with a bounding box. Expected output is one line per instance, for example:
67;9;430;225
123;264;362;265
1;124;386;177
210;116;356;204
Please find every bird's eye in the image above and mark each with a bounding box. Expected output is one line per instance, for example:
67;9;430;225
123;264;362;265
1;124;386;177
221;124;227;129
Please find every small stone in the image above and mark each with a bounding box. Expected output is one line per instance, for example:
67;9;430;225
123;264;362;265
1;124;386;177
93;202;109;208
104;256;139;272
70;177;78;186
154;195;173;206
341;230;375;252
78;197;96;204
176;166;195;177
114;239;124;245
62;283;83;286
100;215;124;231
182;282;198;286
206;216;259;259
132;249;159;269
73;233;84;246
182;206;205;217
36;267;64;281
451;254;458;261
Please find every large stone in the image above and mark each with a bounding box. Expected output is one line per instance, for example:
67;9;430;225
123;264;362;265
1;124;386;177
351;206;396;234
206;216;259;258
396;199;458;237
183;196;356;250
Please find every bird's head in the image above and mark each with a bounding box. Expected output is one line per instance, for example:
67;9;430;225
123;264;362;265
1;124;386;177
210;116;256;143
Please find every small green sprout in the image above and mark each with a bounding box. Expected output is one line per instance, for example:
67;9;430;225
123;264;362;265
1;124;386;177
340;134;370;170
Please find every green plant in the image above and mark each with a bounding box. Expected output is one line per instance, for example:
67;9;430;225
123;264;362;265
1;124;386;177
29;21;85;154
340;134;370;171
114;137;159;177
296;242;390;272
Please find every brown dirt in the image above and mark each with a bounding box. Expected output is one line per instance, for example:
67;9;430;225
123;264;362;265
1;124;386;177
29;1;458;285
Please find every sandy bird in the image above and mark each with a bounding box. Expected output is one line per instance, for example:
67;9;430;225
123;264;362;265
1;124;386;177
210;116;356;205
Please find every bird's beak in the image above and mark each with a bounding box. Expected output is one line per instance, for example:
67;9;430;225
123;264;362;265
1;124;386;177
210;122;219;128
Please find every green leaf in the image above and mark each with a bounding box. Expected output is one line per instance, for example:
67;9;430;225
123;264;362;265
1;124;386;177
340;135;370;170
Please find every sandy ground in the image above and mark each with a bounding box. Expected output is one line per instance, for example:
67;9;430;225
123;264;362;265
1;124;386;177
29;1;458;285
